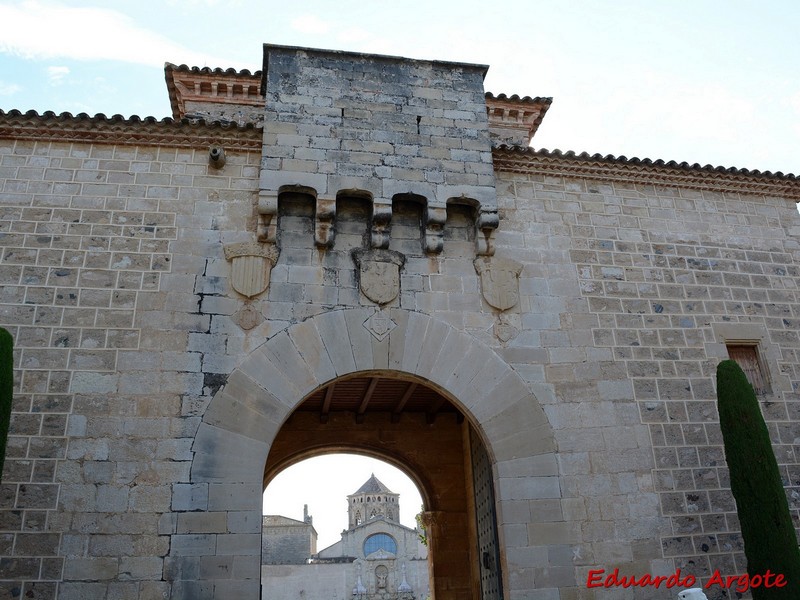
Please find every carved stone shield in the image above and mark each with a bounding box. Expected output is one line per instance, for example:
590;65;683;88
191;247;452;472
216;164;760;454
474;255;523;310
224;241;279;298
352;248;405;305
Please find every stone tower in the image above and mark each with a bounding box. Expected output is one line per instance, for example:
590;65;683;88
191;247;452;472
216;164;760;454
347;474;400;528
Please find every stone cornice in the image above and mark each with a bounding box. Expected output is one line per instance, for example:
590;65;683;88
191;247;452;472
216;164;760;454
485;93;552;146
493;146;800;201
0;109;262;150
164;63;263;120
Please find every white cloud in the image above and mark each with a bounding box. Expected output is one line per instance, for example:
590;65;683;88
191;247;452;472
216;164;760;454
47;65;69;85
291;14;331;35
0;80;21;95
0;0;229;67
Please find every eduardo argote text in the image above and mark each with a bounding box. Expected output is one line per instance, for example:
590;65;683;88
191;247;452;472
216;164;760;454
586;567;787;593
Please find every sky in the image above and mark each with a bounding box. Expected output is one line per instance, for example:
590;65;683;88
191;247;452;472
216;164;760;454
0;0;799;174
1;0;799;546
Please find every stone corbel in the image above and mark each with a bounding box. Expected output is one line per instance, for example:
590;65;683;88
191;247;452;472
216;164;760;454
371;202;392;249
423;205;447;254
257;191;278;243
314;195;336;248
476;209;499;256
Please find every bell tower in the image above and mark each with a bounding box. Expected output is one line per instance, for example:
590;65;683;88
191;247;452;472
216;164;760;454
347;474;400;529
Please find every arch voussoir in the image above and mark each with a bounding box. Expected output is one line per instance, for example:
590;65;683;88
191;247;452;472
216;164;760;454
406;316;451;380
180;307;559;599
259;330;320;399
191;422;270;484
386;309;413;370
203;370;284;445
342;309;378;371
396;310;432;375
313;309;357;377
238;345;301;407
286;318;337;387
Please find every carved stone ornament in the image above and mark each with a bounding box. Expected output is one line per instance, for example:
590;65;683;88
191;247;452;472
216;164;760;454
352;248;405;305
223;241;279;298
233;303;262;331
363;311;397;341
494;320;519;342
474;255;523;311
375;565;389;589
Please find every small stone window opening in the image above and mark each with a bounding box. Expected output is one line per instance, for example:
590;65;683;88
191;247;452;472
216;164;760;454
727;344;771;395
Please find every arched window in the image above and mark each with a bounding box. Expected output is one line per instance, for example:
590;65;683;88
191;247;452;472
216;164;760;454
363;533;397;556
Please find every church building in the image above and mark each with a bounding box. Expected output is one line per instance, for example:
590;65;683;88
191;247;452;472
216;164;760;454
262;474;428;599
0;42;799;600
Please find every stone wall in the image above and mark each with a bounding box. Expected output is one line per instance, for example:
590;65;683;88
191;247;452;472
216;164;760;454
261;516;315;565
0;137;261;599
1;44;800;600
495;168;800;596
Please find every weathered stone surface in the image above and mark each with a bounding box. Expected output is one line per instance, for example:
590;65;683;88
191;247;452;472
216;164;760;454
1;40;800;600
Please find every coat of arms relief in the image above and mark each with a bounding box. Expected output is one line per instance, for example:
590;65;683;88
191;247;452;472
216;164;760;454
223;241;280;330
352;248;406;306
474;255;523;342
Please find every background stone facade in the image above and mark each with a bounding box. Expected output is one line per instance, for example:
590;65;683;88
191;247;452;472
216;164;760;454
261;515;316;565
0;44;799;600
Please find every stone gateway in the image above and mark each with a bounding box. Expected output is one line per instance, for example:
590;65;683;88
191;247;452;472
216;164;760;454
1;43;799;600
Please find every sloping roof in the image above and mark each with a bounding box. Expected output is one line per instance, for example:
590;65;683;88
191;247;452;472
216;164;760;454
0;109;262;150
352;474;395;495
492;145;800;200
262;515;309;527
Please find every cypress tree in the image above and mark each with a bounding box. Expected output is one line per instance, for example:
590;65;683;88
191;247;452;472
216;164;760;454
0;328;13;482
716;359;800;598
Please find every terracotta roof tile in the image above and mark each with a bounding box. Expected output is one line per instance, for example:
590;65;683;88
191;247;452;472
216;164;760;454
164;62;264;120
164;63;262;78
493;145;800;199
485;92;553;104
485;93;553;145
0;109;262;149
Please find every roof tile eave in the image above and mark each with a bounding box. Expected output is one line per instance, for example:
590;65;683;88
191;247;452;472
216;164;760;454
485;92;553;105
0;108;263;150
494;144;799;184
164;62;262;78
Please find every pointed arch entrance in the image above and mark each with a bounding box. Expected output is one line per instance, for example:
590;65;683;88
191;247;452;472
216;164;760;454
169;308;560;600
